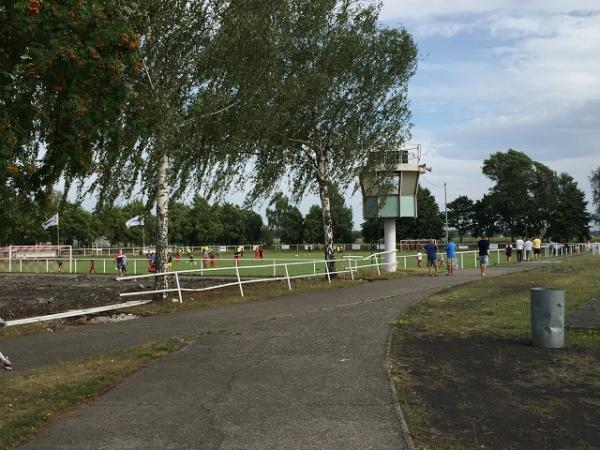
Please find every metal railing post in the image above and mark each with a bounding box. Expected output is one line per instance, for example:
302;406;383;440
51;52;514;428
103;260;106;273
474;252;477;268
284;264;292;290
313;260;316;274
46;259;49;273
403;256;407;269
235;265;244;297
460;252;464;270
134;259;137;275
349;260;354;280
374;255;381;275
175;272;183;303
273;259;276;277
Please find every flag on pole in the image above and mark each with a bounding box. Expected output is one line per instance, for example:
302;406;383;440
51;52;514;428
42;213;59;230
125;216;144;228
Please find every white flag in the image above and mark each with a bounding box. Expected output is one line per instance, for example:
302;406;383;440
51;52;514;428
126;216;144;228
42;213;59;230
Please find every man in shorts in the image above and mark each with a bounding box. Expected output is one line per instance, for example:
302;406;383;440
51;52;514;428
533;236;542;261
515;237;524;262
478;233;490;277
423;239;438;276
446;237;457;276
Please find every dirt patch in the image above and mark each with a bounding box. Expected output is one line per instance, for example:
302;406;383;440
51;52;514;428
392;332;600;449
0;273;223;320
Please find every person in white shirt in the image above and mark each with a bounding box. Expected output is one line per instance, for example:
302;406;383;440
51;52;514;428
524;238;533;261
515;238;524;262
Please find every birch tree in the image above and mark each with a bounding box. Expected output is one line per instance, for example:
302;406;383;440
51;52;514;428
248;0;418;271
88;1;276;291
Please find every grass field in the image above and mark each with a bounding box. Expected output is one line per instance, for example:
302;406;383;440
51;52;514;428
391;254;600;449
0;246;554;277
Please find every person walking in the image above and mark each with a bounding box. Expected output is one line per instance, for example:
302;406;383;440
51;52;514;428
115;250;124;276
515;237;524;262
446;238;457;276
504;241;513;264
533;235;542;261
524;238;533;262
478;233;490;277
422;239;438;277
88;258;96;274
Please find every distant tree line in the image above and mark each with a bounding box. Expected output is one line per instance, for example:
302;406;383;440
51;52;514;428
0;186;355;247
446;150;591;242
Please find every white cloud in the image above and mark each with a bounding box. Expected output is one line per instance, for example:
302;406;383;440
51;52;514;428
381;1;600;21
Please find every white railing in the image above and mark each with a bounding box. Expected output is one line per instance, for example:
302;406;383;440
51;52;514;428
116;248;512;301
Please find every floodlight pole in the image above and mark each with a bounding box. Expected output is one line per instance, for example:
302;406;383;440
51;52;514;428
444;182;449;243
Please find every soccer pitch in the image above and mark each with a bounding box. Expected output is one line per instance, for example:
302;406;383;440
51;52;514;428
0;247;520;277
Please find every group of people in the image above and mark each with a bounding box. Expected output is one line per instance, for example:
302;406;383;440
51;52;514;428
418;234;546;278
418;238;458;277
507;236;543;263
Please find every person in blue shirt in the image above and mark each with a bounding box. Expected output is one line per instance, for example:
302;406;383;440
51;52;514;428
446;238;457;276
422;239;438;276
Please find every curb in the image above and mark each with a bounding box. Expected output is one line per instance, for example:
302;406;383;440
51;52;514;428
385;323;416;450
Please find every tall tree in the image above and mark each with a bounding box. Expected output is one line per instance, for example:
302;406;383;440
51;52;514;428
547;174;591;241
447;196;475;243
482;149;556;237
591;167;600;229
1;1;139;239
303;184;353;243
248;0;417;271
87;1;280;292
189;197;221;245
266;193;304;244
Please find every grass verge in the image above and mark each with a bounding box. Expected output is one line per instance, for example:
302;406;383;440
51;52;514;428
0;338;186;449
391;255;600;449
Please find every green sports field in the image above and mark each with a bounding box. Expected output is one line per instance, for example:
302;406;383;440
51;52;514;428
0;247;537;277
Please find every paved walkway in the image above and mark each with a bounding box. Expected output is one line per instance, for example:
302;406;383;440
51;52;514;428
3;266;526;449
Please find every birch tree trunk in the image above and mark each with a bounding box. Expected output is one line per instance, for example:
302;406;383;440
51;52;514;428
155;153;169;297
316;149;335;274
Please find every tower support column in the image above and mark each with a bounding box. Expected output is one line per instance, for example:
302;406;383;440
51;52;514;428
383;218;397;272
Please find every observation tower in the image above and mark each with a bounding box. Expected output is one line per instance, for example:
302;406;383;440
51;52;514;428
359;144;429;272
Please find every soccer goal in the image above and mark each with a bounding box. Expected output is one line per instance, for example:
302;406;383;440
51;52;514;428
0;245;73;273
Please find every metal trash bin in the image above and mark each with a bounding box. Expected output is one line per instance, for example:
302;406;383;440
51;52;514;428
530;288;565;348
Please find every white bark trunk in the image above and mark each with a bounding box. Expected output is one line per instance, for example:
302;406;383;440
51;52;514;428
316;150;335;274
155;153;169;297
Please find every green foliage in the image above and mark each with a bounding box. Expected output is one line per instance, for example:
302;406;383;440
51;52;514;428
591;167;600;228
266;193;305;243
0;0;139;198
303;184;354;243
247;0;417;259
446;195;475;242
547;174;591;241
481;149;590;240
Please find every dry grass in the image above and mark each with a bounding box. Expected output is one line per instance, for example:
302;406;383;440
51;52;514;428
0;339;186;449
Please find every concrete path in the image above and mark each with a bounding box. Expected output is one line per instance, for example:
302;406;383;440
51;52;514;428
3;266;526;449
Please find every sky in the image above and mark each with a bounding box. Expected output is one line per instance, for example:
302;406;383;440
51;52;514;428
368;0;600;222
